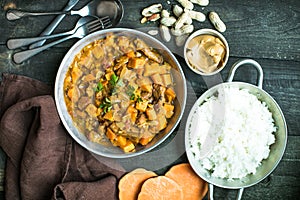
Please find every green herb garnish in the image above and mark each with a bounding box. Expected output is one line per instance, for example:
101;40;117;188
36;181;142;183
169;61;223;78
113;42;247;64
137;96;143;103
94;82;103;92
111;79;123;95
130;94;135;100
109;74;119;86
126;85;136;100
100;97;112;113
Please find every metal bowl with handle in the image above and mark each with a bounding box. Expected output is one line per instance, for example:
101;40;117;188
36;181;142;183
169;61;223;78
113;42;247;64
185;59;287;199
55;28;187;158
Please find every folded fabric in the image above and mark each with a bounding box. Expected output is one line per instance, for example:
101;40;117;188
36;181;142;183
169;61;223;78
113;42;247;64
0;73;125;200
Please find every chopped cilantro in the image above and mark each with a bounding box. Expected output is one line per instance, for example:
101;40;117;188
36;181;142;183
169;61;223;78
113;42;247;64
109;74;119;86
137;96;143;103
126;85;136;100
94;82;103;92
130;94;135;100
99;97;112;113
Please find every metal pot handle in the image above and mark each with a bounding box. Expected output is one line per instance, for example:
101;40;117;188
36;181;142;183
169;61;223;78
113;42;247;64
208;59;262;200
209;184;244;200
227;59;263;89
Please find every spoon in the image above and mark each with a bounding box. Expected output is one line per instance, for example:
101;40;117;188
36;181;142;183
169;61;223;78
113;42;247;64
7;0;105;20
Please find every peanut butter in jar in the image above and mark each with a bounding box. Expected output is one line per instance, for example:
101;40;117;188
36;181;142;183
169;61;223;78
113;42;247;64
186;34;226;74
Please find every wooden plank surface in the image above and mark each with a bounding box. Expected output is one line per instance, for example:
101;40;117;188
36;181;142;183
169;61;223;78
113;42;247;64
0;0;299;199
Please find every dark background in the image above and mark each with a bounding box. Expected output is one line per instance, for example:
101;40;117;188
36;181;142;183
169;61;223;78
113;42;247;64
0;0;299;199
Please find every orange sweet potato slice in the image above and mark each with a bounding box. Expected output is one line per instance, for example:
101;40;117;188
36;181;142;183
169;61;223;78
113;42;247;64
165;163;208;200
118;168;157;200
137;176;183;200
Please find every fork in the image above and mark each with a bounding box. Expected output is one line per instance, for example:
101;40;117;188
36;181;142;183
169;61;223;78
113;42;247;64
12;16;112;64
29;0;80;49
7;17;98;50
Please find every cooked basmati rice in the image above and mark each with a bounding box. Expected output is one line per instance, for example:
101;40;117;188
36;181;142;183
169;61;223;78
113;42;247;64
190;86;276;179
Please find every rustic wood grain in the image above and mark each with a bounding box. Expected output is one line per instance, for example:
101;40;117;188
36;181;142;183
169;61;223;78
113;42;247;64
0;0;299;199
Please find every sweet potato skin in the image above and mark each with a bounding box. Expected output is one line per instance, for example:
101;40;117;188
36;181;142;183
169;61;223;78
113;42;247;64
137;176;183;200
165;163;208;200
118;168;157;200
118;163;208;200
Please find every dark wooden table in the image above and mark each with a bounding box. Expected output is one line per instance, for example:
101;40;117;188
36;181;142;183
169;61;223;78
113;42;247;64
0;0;299;199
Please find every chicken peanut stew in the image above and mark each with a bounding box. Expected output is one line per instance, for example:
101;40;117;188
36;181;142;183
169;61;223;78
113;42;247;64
63;33;177;153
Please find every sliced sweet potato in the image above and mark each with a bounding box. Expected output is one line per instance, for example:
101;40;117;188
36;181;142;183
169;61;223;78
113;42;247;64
165;163;208;200
106;127;116;141
165;87;176;100
119;168;157;200
139;136;154;146
122;140;135;153
138;176;183;200
128;57;146;69
163;103;175;118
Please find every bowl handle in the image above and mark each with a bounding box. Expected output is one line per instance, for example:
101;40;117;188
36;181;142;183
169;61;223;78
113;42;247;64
209;184;244;200
227;59;263;89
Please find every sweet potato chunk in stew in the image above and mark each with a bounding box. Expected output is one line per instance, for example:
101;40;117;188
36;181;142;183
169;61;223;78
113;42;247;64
63;33;177;152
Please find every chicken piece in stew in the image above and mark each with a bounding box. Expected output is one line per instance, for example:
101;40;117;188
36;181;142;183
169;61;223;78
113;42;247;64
64;33;177;152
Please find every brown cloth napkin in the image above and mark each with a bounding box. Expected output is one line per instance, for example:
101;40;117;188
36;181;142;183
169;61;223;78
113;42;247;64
0;73;125;200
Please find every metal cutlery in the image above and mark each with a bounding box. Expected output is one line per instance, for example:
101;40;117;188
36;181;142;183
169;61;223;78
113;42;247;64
8;17;95;49
29;0;80;49
12;16;112;64
7;0;103;21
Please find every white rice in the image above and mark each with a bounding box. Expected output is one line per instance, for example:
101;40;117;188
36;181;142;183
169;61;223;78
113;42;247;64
190;86;276;179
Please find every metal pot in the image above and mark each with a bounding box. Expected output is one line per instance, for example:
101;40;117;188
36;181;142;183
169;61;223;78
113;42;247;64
55;28;187;158
185;59;287;199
